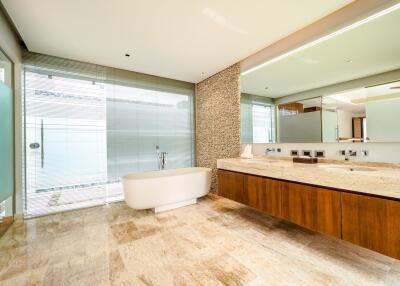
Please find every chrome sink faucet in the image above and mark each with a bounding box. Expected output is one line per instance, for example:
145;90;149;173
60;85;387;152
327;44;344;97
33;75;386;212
156;145;168;170
345;150;357;161
265;148;275;155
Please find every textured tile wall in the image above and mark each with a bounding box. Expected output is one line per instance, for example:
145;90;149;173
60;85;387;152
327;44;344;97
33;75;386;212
195;63;241;192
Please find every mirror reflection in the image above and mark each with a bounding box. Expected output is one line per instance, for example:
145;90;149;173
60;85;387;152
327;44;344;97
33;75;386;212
323;80;400;143
240;4;400;144
278;97;321;143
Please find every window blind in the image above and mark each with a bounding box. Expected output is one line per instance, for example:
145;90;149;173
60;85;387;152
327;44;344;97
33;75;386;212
23;52;195;217
240;93;276;144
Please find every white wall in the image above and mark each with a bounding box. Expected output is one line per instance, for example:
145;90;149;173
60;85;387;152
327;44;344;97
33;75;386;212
337;109;366;139
0;10;22;63
337;110;353;138
246;142;400;164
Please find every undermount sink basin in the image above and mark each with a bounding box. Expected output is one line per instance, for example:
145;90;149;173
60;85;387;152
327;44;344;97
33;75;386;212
318;164;377;172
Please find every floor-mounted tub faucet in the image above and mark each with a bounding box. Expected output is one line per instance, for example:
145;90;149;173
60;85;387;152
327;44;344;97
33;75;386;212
156;145;168;170
265;148;275;155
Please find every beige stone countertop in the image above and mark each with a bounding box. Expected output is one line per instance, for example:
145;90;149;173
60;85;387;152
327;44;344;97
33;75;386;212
217;156;400;200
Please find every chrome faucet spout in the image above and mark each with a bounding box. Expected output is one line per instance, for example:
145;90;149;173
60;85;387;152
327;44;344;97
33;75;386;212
160;151;168;170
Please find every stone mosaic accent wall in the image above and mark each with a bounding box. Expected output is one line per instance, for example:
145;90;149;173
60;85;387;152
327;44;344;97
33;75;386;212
195;63;241;192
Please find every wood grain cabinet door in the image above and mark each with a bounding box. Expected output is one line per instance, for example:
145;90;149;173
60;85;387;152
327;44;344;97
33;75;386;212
217;170;246;204
342;193;400;259
244;175;281;217
281;182;342;238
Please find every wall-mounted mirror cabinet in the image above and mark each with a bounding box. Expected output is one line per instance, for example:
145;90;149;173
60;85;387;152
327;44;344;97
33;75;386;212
240;4;400;144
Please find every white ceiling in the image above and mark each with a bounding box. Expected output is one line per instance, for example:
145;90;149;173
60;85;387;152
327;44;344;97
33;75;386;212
1;0;353;83
241;5;400;97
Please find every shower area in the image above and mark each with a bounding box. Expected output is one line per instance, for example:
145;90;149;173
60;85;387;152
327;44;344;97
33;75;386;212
22;54;195;217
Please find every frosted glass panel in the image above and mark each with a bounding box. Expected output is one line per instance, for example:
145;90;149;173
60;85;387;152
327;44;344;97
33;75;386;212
278;111;321;143
322;110;338;143
0;82;13;203
0;51;14;236
366;96;400;142
106;84;194;181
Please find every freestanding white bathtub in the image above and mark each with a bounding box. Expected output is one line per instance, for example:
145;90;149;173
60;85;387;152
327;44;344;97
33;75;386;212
122;167;211;212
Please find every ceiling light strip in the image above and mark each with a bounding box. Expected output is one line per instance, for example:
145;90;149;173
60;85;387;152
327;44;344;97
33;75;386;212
241;3;400;76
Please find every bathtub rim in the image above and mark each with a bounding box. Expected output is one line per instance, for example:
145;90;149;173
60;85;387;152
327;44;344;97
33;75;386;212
121;167;211;181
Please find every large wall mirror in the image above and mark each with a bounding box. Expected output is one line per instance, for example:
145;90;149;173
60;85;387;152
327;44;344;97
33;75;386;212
240;4;400;143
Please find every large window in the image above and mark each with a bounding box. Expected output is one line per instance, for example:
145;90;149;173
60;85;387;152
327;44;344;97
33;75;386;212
241;94;276;143
23;54;194;217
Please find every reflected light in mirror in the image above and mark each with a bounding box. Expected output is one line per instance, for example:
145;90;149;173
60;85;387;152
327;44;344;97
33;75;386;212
325;81;400;106
242;2;400;76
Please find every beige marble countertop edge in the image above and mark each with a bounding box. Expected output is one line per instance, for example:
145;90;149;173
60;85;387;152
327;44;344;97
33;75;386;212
217;156;400;200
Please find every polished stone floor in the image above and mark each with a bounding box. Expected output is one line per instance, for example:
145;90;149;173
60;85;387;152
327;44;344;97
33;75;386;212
25;182;122;218
0;194;399;286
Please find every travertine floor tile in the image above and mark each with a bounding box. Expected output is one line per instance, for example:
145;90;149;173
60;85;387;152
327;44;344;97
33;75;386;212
0;194;398;286
386;261;400;285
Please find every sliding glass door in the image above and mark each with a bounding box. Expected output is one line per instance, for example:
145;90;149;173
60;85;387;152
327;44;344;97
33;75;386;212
23;57;194;217
24;72;109;216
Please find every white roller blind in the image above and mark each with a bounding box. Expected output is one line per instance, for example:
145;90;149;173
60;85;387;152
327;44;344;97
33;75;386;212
23;52;194;95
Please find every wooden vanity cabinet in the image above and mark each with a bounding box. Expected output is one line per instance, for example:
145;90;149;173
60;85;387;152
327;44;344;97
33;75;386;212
217;170;247;204
341;193;400;259
281;181;342;238
217;170;341;238
217;169;399;259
